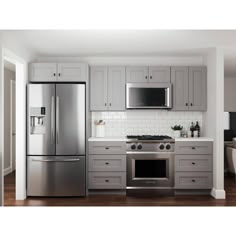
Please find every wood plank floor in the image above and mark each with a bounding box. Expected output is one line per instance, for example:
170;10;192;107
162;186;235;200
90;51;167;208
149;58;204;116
4;171;236;206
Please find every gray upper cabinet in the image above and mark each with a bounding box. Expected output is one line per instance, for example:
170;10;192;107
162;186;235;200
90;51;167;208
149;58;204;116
126;66;170;83
171;67;189;111
57;63;88;82
90;66;108;111
29;63;57;82
189;66;207;111
126;66;148;82
171;66;207;111
149;66;170;82
90;66;126;111
29;63;88;82
108;67;126;110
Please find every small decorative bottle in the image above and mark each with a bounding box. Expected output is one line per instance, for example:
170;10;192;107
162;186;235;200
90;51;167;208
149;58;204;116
195;121;200;137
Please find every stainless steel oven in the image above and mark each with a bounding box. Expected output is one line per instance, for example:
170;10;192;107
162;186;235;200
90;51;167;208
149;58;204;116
127;152;174;188
126;83;172;109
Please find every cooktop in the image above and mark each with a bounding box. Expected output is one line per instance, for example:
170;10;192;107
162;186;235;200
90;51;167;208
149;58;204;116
126;135;173;141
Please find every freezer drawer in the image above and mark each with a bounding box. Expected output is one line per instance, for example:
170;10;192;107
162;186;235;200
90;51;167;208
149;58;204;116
27;156;85;196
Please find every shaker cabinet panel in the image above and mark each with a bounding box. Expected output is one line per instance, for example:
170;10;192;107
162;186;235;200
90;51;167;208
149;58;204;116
188;66;207;111
57;63;88;82
108;67;126;111
149;66;170;82
29;63;57;82
90;66;108;111
126;66;148;83
171;67;189;110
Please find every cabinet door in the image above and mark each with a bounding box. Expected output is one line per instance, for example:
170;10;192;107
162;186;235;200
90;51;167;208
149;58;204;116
57;63;88;82
189;66;207;111
108;66;126;111
90;66;108;111
126;66;148;83
149;66;170;82
29;63;57;81
171;67;189;110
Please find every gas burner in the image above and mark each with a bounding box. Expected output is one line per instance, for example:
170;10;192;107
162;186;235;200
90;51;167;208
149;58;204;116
126;135;173;141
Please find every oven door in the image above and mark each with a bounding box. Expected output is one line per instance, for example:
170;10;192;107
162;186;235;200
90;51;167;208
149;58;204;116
126;83;172;109
127;153;174;188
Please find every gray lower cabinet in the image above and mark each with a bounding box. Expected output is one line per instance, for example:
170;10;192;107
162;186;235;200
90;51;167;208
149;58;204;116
175;141;213;190
88;141;126;190
171;66;207;111
90;66;125;111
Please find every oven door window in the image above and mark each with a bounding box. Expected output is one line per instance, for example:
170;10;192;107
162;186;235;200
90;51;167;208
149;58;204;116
128;87;166;107
135;160;167;178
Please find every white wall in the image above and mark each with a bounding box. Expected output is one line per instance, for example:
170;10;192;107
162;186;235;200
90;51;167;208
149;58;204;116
3;68;15;173
92;111;203;137
0;45;3;205
203;48;225;199
224;77;236;112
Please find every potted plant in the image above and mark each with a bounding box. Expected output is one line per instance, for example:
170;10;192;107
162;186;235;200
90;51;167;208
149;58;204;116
171;125;183;138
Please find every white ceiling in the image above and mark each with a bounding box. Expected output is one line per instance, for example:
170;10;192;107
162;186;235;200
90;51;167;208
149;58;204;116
2;30;236;76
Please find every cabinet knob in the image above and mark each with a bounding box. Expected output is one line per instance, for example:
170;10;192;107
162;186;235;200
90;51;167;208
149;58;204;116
53;73;56;76
58;73;61;77
192;179;196;183
109;103;111;106
192;147;196;149
105;162;109;165
105;179;109;183
105;147;109;150
150;76;152;79
105;103;107;106
190;103;193;106
186;103;188;106
192;162;196;165
145;76;148;79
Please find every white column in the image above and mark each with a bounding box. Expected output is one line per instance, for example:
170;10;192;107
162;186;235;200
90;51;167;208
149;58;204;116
0;45;3;206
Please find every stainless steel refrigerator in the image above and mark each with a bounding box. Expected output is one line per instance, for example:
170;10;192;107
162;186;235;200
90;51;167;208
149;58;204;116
27;83;86;196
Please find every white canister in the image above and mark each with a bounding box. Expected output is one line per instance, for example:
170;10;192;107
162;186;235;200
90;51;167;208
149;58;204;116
173;130;181;138
95;124;105;137
194;130;198;138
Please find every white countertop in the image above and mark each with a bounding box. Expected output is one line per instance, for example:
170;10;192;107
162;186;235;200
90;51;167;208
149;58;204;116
88;137;214;142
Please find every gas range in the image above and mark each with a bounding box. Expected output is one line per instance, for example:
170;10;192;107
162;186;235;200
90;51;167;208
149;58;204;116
126;135;175;152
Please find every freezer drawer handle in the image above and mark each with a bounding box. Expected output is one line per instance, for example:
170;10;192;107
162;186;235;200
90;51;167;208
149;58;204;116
31;159;80;162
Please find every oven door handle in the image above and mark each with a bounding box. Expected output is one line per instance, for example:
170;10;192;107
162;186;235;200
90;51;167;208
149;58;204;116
126;151;173;155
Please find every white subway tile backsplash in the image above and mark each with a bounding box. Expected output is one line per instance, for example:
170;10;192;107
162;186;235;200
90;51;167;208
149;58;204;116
91;111;203;137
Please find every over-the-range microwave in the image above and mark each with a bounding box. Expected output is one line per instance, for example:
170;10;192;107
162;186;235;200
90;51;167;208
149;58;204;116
126;83;172;109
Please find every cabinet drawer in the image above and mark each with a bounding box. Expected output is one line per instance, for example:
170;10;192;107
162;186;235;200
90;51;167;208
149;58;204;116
175;155;212;172
89;141;126;154
175;172;212;189
175;141;213;155
88;172;126;189
89;155;126;171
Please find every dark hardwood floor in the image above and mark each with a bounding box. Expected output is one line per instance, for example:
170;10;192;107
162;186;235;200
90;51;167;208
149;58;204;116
4;171;236;206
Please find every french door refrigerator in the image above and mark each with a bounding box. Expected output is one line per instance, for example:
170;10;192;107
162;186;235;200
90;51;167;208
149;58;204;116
27;83;86;196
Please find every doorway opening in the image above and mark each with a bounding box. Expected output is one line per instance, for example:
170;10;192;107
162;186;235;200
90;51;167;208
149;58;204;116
3;59;16;204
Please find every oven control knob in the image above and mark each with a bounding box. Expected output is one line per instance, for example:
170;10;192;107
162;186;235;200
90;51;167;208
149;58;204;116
137;144;142;150
159;143;165;150
131;144;136;150
166;143;171;150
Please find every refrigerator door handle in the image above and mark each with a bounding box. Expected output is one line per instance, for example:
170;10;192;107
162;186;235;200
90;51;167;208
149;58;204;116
56;96;59;144
31;158;80;162
51;96;55;144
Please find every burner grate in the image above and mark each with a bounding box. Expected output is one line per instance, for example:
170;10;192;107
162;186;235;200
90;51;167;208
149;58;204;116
126;135;173;141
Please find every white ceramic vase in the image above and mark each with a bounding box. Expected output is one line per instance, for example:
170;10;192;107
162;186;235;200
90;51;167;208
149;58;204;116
173;130;181;138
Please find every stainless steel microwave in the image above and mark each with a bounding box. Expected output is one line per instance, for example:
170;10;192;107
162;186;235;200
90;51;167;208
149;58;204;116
126;83;172;109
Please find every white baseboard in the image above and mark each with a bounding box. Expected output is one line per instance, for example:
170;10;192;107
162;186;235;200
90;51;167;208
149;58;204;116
211;188;226;199
4;167;12;176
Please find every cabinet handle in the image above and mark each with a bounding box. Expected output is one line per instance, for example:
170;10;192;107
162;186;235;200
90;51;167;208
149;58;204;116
145;76;148;79
150;76;152;79
192;147;196;150
192;179;196;183
186;103;188;106
105;147;109;150
53;73;56;77
105;162;109;165
58;73;61;77
192;162;196;165
105;179;109;183
190;103;193;106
